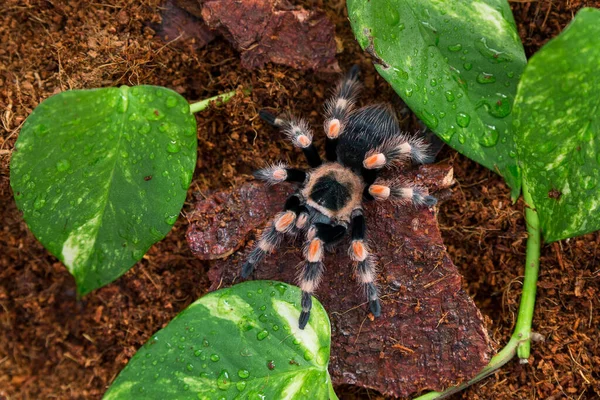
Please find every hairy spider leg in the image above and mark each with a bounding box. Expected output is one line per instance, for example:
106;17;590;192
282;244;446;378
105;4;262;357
259;110;322;168
241;194;305;278
368;179;438;206
348;209;381;317
298;222;347;329
253;162;307;185
323;65;362;162
363;133;432;170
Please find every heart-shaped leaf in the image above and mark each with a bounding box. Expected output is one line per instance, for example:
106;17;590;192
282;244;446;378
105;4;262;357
103;281;337;400
10;85;197;295
514;8;600;242
347;0;527;198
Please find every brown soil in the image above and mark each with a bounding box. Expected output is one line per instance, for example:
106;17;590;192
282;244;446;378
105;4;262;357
1;1;598;399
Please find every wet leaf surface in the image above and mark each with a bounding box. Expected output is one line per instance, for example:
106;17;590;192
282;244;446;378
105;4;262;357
10;86;197;295
187;164;493;397
103;281;336;400
347;0;527;198
514;8;600;242
162;0;338;71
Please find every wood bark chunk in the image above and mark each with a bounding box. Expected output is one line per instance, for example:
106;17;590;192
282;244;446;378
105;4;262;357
160;0;338;70
154;0;216;49
186;164;492;397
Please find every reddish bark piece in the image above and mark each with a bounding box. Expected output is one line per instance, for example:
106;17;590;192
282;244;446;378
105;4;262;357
154;0;216;49
187;183;292;260
164;0;338;70
186;164;493;397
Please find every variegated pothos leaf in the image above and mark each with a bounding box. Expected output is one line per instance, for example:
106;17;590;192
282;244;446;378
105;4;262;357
347;0;527;199
514;8;600;242
103;281;337;400
10;85;197;294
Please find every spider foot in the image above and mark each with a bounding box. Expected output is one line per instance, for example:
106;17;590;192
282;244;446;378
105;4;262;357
299;311;310;330
241;260;255;278
370;298;381;317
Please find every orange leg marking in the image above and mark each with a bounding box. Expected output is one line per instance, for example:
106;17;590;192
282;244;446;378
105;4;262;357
327;119;341;138
352;240;367;261
307;239;322;262
363;153;386;169
369;185;390;200
275;211;296;232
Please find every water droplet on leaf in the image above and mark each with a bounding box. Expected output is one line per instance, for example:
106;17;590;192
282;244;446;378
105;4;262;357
56;159;71;172
216;370;231;390
487;94;512;118
476;72;496;84
419;110;438;129
475;37;512;63
238;369;250;379
386;7;400;26
167;140;181;153
256;330;269;341
33;196;46;210
479;125;499;147
456;112;471;128
441;125;456;141
166;96;178;108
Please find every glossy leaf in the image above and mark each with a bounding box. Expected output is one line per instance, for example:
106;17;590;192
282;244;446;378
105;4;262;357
347;0;526;198
514;8;600;242
10;86;197;295
103;281;337;400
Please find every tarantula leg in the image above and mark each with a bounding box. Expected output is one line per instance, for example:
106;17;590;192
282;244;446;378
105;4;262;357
259;110;322;168
368;179;437;206
254;162;307;185
363;134;432;170
298;262;323;329
348;209;381;317
366;280;381;317
324;65;362;161
241;195;304;278
297;223;347;329
295;205;310;230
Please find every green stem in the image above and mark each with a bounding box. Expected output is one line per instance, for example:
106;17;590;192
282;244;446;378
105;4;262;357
414;181;541;400
514;180;541;359
189;89;239;114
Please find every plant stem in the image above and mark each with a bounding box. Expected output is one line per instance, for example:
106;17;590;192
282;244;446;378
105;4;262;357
189;89;239;114
413;182;541;400
514;180;541;360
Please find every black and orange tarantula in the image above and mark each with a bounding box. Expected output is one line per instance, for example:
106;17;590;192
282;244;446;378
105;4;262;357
242;66;437;329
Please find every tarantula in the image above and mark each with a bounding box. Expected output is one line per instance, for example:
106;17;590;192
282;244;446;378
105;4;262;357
241;66;437;329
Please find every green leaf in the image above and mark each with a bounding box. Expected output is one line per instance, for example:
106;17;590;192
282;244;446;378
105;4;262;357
103;281;337;400
347;0;527;198
514;8;600;242
10;85;197;295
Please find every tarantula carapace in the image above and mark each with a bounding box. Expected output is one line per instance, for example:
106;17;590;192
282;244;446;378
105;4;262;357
241;66;437;329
